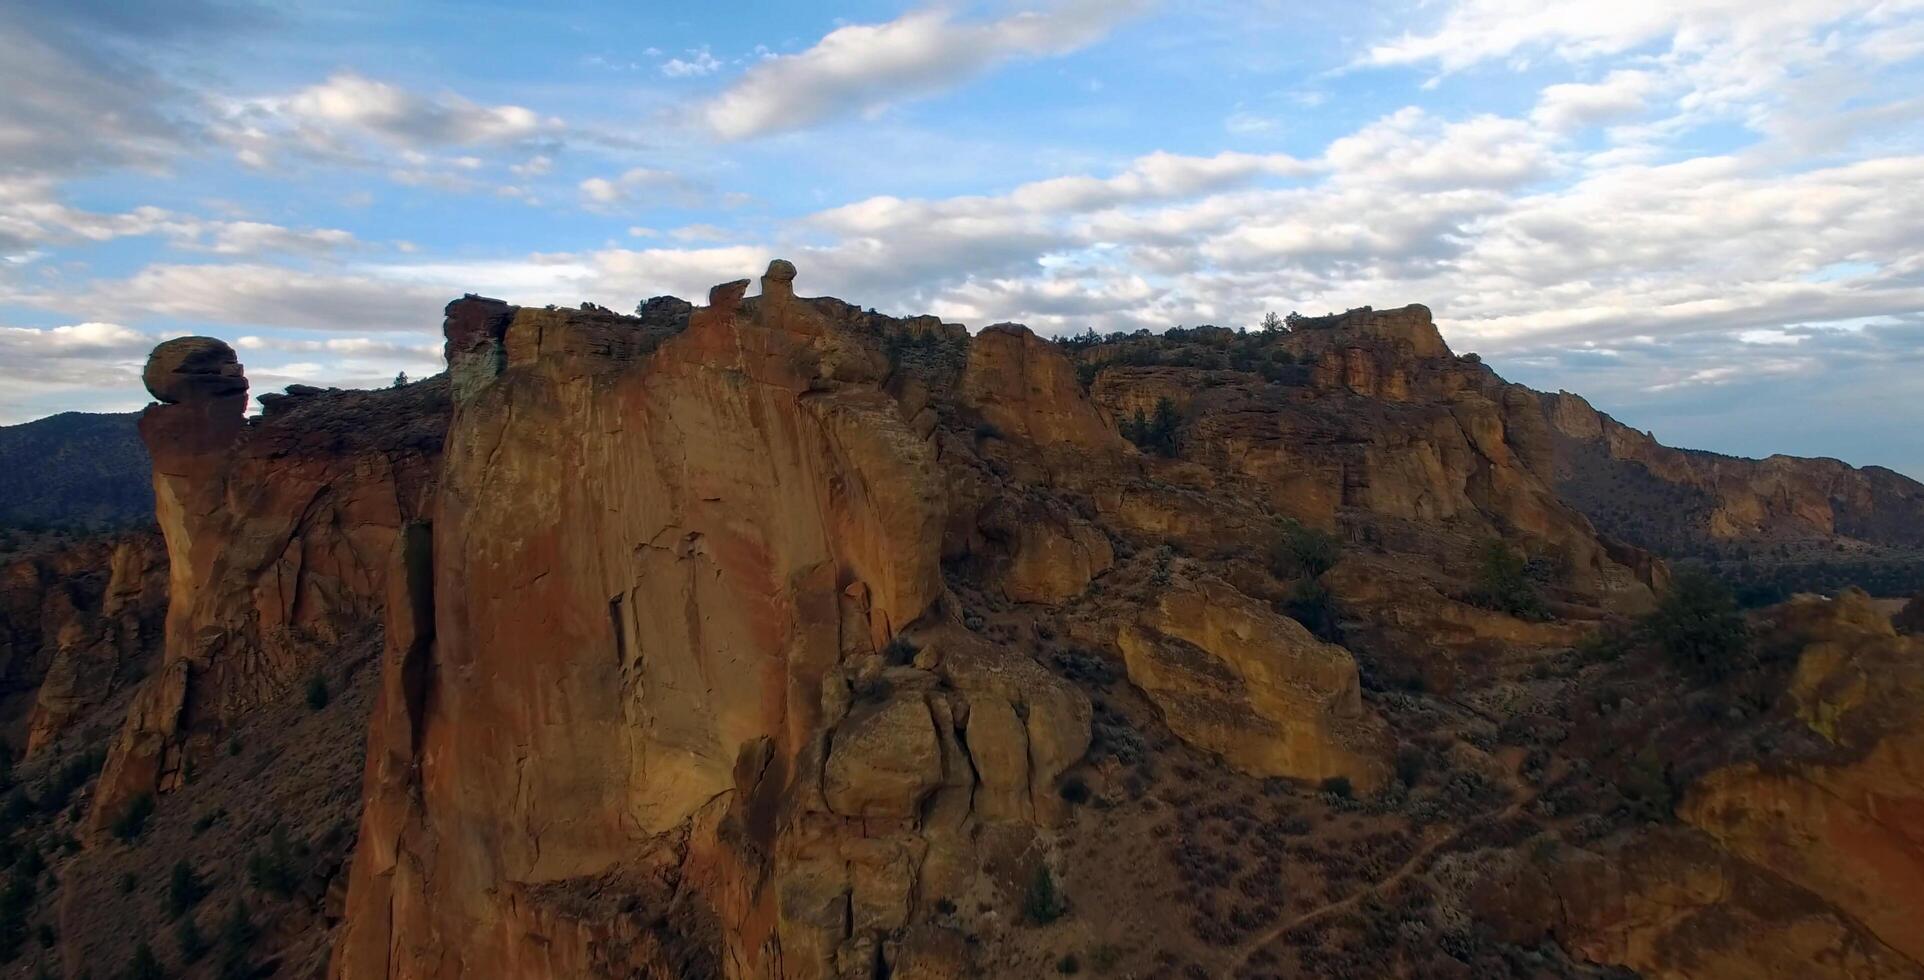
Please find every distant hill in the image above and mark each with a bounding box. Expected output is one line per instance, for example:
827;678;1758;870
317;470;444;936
0;411;152;530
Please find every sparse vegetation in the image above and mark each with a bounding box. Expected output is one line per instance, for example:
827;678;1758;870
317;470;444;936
1119;398;1181;457
1268;519;1340;580
1468;540;1551;621
1649;568;1751;682
306;670;330;711
247;825;301;898
1023;864;1066;925
123;942;164;980
168;860;208;919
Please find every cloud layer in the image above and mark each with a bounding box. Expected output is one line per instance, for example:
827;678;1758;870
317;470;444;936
3;1;1923;477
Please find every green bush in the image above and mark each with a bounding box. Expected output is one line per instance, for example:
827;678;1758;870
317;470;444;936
1648;568;1750;682
305;671;330;711
1119;397;1180;457
168;859;207;918
1394;747;1426;786
248;826;300;898
219;900;257;980
123;942;164;980
1023;864;1066;925
1468;540;1551;621
1269;520;1340;580
1283;578;1341;641
177;915;208;964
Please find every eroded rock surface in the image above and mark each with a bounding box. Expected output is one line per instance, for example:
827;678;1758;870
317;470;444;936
1118;572;1390;789
88;341;448;837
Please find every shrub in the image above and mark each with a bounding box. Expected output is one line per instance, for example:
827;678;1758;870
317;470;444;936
306;671;330;711
1056;953;1081;974
1320;775;1353;799
248;826;300;898
881;637;918;667
112;793;155;842
124;942;164;980
1059;775;1090;806
1648;569;1750;682
1394;746;1426;786
1119;398;1181;457
1269;520;1340;580
1468;540;1551;621
177;915;209;964
1282;579;1341;641
1023;864;1066;925
219;900;257;980
168;860;207;918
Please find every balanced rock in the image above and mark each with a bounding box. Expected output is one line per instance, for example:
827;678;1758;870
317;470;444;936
142;336;247;404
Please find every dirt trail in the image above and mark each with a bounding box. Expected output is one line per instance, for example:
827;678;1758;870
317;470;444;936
1218;791;1534;978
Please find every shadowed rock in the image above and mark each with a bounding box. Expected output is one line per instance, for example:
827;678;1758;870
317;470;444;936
142;336;247;405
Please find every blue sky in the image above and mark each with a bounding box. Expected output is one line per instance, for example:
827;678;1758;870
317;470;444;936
4;0;1924;476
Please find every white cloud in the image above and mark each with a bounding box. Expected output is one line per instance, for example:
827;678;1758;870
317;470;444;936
17;264;455;334
1532;70;1658;130
578;167;707;211
661;47;723;78
702;0;1153;139
1361;0;1877;73
0;320;165;422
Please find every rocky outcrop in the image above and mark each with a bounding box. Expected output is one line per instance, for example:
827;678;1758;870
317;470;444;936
38;274;1912;980
1680;591;1924;964
1474;828;1924;979
962;323;1124;459
1117;572;1389;789
0;531;166;754
87;340;447;837
331;265;1091;980
1539;388;1924;549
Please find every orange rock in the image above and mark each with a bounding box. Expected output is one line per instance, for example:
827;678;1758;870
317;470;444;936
1117;572;1390;789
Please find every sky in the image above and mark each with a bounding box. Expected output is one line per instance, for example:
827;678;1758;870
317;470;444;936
3;0;1924;476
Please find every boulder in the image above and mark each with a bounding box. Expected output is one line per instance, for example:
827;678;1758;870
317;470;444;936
1118;573;1390;789
142;336;247;404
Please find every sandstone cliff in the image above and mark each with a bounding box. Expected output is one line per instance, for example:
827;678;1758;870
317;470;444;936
0;531;166;755
87;338;448;838
11;274;1921;980
1536;389;1924;599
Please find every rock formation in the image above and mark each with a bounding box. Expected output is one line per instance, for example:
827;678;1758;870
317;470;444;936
332;267;1091;979
14;276;1920;979
87;338;448;838
0;531;166;754
1118;572;1389;788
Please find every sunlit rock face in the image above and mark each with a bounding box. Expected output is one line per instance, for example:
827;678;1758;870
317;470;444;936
331;265;1093;979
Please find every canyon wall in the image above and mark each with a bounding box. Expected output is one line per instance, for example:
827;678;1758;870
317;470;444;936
47;276;1924;979
86;337;448;837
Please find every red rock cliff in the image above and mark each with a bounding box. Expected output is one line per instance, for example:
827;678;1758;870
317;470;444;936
87;338;447;837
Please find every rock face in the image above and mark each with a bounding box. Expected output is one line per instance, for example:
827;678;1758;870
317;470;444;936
1475;829;1924;980
87;341;448;837
332;266;1090;980
0;531;166;754
1118;572;1389;789
1681;591;1924;964
63;285;1920;979
1539;388;1924;557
